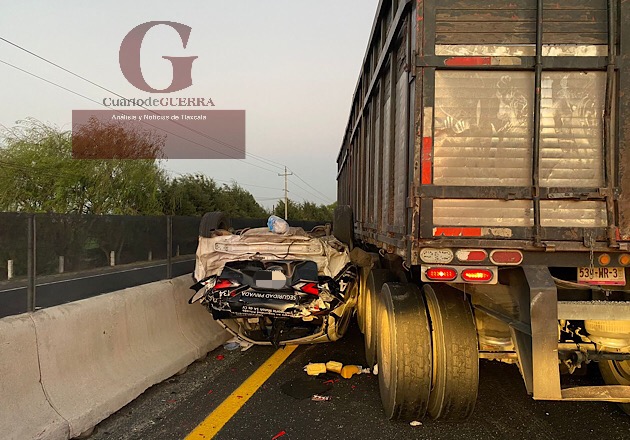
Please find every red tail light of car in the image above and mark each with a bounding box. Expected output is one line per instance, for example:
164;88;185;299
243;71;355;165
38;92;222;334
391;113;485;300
214;279;238;290
300;282;319;295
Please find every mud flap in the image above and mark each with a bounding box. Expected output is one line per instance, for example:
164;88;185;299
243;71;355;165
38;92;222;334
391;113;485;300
508;266;561;399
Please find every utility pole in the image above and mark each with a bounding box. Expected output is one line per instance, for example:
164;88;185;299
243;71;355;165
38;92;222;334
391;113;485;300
278;166;293;220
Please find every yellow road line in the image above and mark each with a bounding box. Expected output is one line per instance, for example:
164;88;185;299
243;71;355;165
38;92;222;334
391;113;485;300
185;344;299;440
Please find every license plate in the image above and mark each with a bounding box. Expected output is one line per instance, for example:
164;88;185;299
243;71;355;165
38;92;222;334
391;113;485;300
577;267;626;286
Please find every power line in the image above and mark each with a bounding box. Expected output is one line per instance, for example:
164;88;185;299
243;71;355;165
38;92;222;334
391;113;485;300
288;176;332;205
0;36;334;204
168;170;284;192
289;170;333;203
0;57;284;174
0;36;286;171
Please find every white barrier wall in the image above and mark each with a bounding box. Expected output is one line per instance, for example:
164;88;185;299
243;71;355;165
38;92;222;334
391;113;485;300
0;276;228;440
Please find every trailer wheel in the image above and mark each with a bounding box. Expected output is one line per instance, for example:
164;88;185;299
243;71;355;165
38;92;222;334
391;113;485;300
199;212;231;237
364;269;395;367
599;360;630;415
376;282;432;420
423;283;479;420
333;205;354;249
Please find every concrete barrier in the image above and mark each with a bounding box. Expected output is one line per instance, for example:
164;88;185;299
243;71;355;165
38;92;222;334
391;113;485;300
170;275;230;358
1;275;228;440
0;315;69;440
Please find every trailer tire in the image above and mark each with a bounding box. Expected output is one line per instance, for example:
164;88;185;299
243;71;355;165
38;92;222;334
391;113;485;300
423;284;479;420
599;360;630;415
376;282;432;420
199;212;231;237
333;205;354;249
364;269;395;367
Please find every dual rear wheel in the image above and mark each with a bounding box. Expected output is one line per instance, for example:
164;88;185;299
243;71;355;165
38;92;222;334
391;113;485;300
599;360;630;415
366;272;479;421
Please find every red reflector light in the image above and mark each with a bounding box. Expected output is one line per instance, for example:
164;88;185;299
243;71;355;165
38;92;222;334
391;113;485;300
461;269;493;283
456;249;488;262
214;279;235;290
444;56;492;66
490;250;523;265
300;282;319;295
425;267;458;281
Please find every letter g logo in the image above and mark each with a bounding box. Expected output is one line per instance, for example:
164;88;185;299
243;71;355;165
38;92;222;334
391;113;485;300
119;21;197;93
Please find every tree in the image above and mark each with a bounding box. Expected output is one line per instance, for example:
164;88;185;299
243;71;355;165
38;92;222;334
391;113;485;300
217;183;268;218
0;118;165;215
274;199;335;222
160;174;221;216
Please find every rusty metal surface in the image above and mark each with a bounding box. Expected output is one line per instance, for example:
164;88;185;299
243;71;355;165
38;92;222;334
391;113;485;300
617;0;630;240
433;199;534;227
436;0;609;45
435;44;609;57
337;0;627;257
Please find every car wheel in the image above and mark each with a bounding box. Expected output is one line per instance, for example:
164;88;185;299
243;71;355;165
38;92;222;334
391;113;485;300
199;212;231;237
357;266;370;334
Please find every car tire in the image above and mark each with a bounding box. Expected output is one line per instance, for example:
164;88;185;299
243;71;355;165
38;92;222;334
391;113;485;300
333;205;354;249
199;212;231;237
364;269;395;367
423;283;479;420
599;360;630;415
357;266;370;334
327;304;354;342
376;282;432;420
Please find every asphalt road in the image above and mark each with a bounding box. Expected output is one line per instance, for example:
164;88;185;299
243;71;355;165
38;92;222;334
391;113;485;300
90;321;630;440
0;259;195;318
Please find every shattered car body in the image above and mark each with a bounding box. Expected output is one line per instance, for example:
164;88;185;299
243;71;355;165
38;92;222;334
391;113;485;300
190;226;358;346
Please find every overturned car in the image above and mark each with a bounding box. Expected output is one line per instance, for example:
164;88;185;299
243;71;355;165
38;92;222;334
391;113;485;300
190;213;358;346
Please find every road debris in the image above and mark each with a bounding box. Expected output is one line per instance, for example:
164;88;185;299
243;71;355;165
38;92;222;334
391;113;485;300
305;361;369;379
311;394;332;402
271;430;286;440
326;360;343;374
223;341;240;351
410;421;423;427
305;363;327;376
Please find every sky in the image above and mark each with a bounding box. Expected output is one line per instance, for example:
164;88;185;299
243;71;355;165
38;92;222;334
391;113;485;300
0;0;379;209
